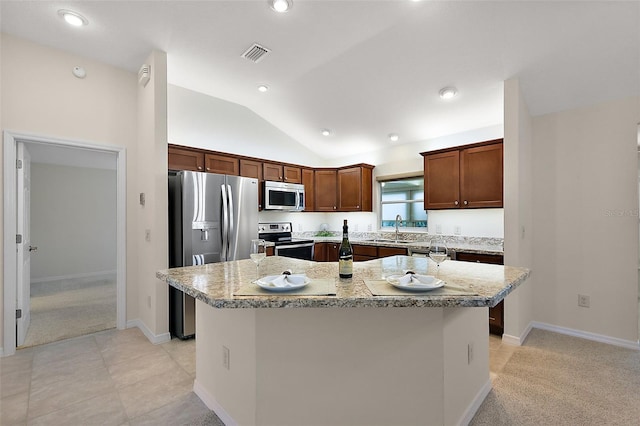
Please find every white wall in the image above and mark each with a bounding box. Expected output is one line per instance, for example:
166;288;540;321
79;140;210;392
532;96;640;342
136;51;169;340
502;78;534;343
0;34;143;348
168;85;324;167
30;163;117;281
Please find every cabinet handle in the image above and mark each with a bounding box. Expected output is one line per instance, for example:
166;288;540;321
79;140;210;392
489;317;496;321
206;167;210;171
464;200;468;205
454;200;459;206
357;205;360;208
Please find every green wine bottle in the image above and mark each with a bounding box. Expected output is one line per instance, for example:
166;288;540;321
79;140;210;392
338;219;353;278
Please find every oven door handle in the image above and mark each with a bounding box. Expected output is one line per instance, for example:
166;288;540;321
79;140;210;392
275;243;315;257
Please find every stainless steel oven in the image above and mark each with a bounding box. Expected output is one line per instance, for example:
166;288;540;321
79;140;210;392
259;222;315;260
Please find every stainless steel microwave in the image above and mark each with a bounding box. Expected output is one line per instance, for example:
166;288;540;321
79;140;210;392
264;181;305;211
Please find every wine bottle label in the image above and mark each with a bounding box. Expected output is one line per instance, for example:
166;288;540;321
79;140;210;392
339;257;353;275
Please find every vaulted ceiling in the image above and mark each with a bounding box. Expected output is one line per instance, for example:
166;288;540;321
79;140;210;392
2;1;638;159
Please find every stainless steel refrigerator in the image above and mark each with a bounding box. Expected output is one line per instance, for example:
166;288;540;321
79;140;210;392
168;170;259;338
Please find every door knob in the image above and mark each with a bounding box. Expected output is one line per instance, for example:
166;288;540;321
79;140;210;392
29;245;38;252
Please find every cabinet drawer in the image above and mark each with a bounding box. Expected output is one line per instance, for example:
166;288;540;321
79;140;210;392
352;244;377;257
378;246;407;257
456;252;504;265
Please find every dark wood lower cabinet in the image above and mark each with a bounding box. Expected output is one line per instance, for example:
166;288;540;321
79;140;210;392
456;251;504;336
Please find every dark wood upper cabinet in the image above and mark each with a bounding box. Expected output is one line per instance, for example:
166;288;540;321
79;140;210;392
283;166;302;184
205;153;239;175
422;139;503;210
167;144;374;213
263;162;283;181
460;143;503;208
168;146;204;172
338;165;373;211
301;168;315;211
314;169;338;211
239;159;263;180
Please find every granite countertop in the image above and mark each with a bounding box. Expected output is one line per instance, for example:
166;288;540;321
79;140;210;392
157;255;529;309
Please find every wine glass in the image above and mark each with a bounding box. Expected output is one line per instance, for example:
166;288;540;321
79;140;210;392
428;239;448;275
250;239;266;279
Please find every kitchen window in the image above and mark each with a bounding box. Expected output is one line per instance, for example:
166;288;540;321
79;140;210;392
379;177;427;229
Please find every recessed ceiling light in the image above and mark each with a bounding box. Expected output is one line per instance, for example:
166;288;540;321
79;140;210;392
439;87;458;100
321;129;332;137
269;0;292;13
58;9;88;27
257;85;269;93
388;133;400;143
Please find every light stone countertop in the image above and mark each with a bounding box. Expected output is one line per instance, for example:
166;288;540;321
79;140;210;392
157;255;529;309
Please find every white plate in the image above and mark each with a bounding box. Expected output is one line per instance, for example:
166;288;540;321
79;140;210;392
256;274;310;292
386;274;444;291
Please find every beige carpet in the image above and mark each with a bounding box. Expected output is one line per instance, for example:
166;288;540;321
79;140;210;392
19;276;116;348
472;329;640;425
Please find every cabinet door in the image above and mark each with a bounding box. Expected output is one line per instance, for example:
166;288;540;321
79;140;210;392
301;168;315;211
263;162;283;181
168;146;204;172
313;243;327;262
205;153;239;175
378;246;407;257
239;159;262;179
338;167;363;211
460;143;503;208
424;150;460;209
314;170;337;211
327;242;340;262
283;166;302;184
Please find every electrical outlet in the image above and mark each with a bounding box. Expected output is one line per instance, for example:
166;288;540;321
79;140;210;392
436;224;442;234
145;229;151;242
354;224;359;231
521;225;526;239
467;342;474;364
578;294;590;308
222;346;230;370
454;226;461;235
367;224;372;231
147;295;151;308
298;223;302;231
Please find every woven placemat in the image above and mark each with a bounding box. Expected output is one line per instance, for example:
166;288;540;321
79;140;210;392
234;279;336;296
364;279;479;296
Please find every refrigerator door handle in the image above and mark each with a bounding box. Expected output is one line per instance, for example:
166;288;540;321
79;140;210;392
227;184;235;258
221;184;229;261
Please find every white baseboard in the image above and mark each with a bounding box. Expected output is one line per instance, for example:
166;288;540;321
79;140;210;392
32;269;117;284
531;321;640;351
457;378;492;426
193;379;237;426
502;321;533;346
126;319;171;345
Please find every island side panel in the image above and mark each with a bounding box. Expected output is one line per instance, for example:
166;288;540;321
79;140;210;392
443;307;491;425
254;307;445;426
194;301;257;425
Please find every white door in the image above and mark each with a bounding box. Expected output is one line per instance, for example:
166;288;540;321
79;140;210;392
16;142;32;346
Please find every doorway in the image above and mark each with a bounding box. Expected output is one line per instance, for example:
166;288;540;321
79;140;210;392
3;131;126;356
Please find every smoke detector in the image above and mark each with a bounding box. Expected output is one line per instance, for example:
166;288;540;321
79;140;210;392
242;43;271;63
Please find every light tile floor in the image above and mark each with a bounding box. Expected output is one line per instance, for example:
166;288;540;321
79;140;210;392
0;327;223;425
2;327;512;425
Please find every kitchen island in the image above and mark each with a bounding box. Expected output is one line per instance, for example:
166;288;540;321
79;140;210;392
157;256;529;426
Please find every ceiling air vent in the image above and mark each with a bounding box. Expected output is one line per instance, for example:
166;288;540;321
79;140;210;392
241;43;271;63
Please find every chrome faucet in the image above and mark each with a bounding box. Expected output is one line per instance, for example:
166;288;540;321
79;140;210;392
395;214;402;242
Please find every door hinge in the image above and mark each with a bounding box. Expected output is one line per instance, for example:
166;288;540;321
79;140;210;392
16;234;22;244
16;309;22;319
16;159;22;169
